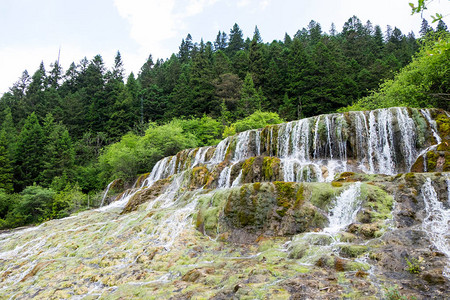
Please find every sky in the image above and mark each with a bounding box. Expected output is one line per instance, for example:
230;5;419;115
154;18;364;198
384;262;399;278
0;0;449;95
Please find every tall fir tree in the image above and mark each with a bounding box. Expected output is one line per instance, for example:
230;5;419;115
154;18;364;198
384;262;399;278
227;23;244;56
0;130;13;193
14;112;44;191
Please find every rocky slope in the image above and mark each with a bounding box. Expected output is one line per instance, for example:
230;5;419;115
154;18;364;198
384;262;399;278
0;107;449;299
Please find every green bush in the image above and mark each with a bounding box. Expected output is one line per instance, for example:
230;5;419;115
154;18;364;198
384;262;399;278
340;32;450;112
224;111;283;137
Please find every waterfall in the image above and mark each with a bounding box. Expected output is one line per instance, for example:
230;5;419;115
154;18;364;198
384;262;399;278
255;129;261;156
325;182;362;234
218;165;233;188
313;116;321;159
100;181;115;207
231;170;243;187
421;109;442;144
355;111;370;172
142;156;172;188
396;107;417;170
421;178;450;278
233;131;251;162
210;137;230;164
192;147;209;167
325;115;334;159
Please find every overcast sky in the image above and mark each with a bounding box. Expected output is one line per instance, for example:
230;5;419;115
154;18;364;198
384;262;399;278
0;0;448;95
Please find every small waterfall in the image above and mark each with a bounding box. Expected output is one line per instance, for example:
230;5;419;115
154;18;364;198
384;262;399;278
210;137;230;163
421;178;450;278
370;109;395;175
287;182;364;266
313;116;321;159
97;188;138;212
255;130;261;156
233;131;251;162
100;181;115;207
325;115;334;159
218;165;233;188
325;182;362;233
142;157;171;188
421;109;442;144
446;174;450;206
231;170;243;187
355;111;371;172
396;107;417;170
335;116;347;161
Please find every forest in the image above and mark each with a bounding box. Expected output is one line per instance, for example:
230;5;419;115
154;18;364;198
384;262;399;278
0;15;448;229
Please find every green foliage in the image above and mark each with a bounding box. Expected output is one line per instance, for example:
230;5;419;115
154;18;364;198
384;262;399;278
0;131;13;193
341;32;450;111
14;112;44;191
51;184;86;219
405;257;422;274
385;285;416;300
173;115;222;146
227;111;283;135
99;121;197;184
19;185;55;223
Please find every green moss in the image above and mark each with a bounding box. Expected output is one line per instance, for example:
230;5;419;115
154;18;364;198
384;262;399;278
262;156;280;180
345;261;371;271
274;182;296;216
242;157;256;177
339;244;368;258
437;141;450;151
191;166;214;188
307;183;342;209
426;151;439;171
339;172;355;180
444;152;450;171
436;113;450;139
360;183;393;221
331;181;343;187
294;184;304;209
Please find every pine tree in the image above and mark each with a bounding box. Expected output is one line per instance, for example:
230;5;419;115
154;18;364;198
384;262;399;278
238;73;261;117
436;20;448;33
228;23;244;56
139;54;154;88
48;60;62;89
179;34;194;63
0;130;13;193
40;124;75;187
112;51;125;81
14;112;44;191
420;18;432;37
248;36;265;87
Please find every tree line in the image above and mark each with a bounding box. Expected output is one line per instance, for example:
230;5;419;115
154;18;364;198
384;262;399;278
0;16;447;228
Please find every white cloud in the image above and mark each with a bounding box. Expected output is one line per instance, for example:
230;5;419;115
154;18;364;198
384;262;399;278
114;0;219;59
237;0;250;8
260;0;271;10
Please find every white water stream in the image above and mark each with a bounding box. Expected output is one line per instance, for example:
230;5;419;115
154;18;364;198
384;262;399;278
421;178;450;278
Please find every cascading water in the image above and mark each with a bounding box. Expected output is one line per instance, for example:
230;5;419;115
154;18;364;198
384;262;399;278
325;182;362;234
288;182;363;265
421;178;450;278
100;181;115;207
421;109;442;144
